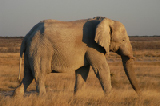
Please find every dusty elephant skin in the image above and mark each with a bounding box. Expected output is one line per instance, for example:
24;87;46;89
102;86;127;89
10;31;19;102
13;17;141;97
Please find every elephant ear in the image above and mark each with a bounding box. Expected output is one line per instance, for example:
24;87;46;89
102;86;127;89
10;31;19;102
95;18;111;55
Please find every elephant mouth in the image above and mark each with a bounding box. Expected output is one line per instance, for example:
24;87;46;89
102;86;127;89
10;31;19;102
109;49;118;53
109;44;120;53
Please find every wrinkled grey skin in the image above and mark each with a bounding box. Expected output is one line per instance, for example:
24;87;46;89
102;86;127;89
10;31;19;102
13;17;141;97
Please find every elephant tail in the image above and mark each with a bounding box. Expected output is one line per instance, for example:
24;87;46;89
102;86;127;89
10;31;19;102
18;40;25;81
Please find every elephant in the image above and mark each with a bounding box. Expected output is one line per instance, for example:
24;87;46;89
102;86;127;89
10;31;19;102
13;16;141;97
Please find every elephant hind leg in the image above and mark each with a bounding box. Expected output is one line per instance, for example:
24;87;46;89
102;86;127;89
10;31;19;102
23;68;34;91
74;66;90;95
13;67;33;97
33;57;52;95
35;74;46;95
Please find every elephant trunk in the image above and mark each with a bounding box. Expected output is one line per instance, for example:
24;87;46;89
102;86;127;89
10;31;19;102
117;39;141;95
121;56;141;95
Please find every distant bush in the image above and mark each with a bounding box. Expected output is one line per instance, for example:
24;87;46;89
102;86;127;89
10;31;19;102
131;41;160;50
129;36;160;41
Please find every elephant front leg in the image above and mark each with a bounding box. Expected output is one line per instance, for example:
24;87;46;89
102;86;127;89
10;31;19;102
74;66;90;95
94;64;112;96
86;50;112;96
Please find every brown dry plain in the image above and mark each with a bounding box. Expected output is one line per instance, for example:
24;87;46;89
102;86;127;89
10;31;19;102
0;37;160;106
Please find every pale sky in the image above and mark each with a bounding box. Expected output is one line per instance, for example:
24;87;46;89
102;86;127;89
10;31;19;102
0;0;160;37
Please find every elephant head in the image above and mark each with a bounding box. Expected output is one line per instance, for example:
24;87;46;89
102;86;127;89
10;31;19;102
93;17;141;95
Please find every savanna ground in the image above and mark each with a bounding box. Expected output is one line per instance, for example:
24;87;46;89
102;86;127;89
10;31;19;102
0;37;160;106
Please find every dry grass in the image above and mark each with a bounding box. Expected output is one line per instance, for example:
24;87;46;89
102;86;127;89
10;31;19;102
1;90;160;106
0;37;160;106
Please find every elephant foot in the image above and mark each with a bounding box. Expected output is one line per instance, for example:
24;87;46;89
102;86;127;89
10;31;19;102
38;90;46;96
136;89;142;97
104;91;112;98
12;85;24;98
104;87;112;97
36;86;46;96
73;90;80;97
